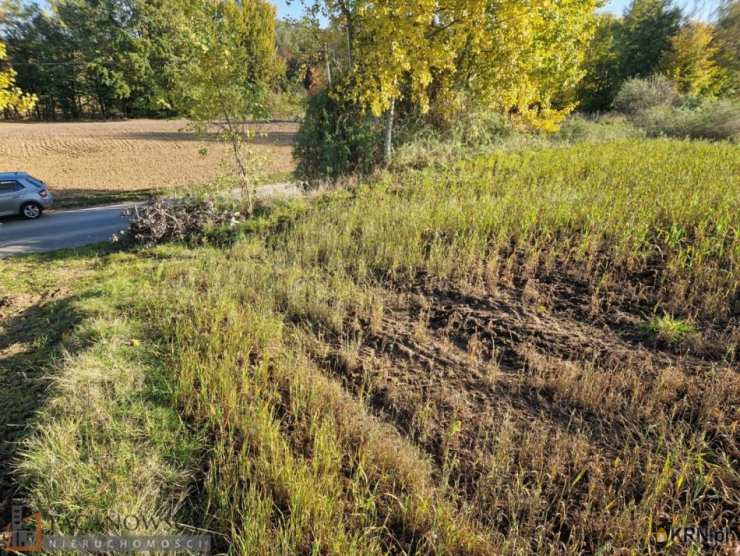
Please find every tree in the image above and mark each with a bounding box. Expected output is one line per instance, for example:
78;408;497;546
276;17;341;91
455;0;598;130
294;0;358;69
337;0;597;164
618;0;682;79
576;14;624;111
661;21;724;96
1;0;183;119
0;41;36;113
713;0;740;96
0;2;80;119
171;0;278;214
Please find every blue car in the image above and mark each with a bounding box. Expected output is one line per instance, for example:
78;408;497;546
0;172;54;219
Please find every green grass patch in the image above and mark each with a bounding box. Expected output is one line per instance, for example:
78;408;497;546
295;138;739;320
1;247;199;535
643;314;697;343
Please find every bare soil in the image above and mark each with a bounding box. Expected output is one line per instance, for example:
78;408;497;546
310;271;738;550
0;119;297;204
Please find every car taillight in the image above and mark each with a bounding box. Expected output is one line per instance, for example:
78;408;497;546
38;189;48;198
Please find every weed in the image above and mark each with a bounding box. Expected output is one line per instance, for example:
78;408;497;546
643;314;697;343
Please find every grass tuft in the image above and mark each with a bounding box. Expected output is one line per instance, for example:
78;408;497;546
643;314;697;343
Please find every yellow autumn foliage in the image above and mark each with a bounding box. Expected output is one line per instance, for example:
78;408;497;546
0;42;36;112
341;0;597;131
661;22;725;97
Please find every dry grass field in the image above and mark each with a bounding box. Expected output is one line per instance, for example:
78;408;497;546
4;139;737;554
0;119;298;206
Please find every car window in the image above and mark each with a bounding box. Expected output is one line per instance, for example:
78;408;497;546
0;180;24;193
25;176;46;188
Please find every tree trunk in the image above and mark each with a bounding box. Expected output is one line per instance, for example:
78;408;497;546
346;23;354;68
383;98;395;167
324;44;332;85
340;2;354;68
223;117;254;215
230;137;253;215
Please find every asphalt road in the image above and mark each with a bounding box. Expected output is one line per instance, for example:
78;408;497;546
0;203;132;257
0;183;300;257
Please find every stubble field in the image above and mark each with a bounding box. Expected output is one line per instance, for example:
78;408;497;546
0;119;298;205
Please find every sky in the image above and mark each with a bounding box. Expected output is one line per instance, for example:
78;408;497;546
267;0;636;19
268;0;719;21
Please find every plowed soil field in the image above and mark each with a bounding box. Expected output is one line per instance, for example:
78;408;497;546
0;119;297;205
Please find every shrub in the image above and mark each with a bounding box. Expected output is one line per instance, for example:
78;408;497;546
612;75;680;114
685;99;740;141
555;113;644;142
447;109;514;147
293;89;381;183
393;109;515;169
266;89;306;121
633;99;740;141
630;105;692;137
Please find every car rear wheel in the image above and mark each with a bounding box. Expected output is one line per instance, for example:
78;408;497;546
21;202;42;220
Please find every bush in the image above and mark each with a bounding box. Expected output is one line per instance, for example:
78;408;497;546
266;89;306;121
393;109;515;169
613;75;740;142
447;109;514;147
633;99;740;141
293;89;381;183
612;75;680;115
684;99;740;141
632;105;692;137
555;113;644;142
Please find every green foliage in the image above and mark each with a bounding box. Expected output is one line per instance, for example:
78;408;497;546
341;0;599;132
631;98;740;141
1;0;182;118
618;0;682;79
297;0;599;172
391;110;516;169
611;76;740;141
0;41;36;112
389;111;647;171
643;314;696;343
275;16;344;91
554;113;644;142
714;0;740;96
170;0;278;213
577;0;737;112
172;0;277;122
661;22;725;97
612;75;680;114
576;15;623;111
265;89;306;120
293;89;381;182
397;110;514;151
